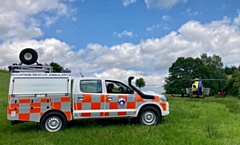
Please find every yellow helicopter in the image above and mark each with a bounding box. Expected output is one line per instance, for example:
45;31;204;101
186;77;224;98
187;78;204;98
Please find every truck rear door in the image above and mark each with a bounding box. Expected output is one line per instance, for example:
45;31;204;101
72;79;105;119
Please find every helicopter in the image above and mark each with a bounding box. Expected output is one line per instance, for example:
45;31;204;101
166;75;225;98
186;77;225;98
187;77;204;98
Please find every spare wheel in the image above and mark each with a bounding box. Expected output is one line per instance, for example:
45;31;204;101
19;48;38;65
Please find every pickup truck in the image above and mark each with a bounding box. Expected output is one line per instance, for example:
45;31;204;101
7;48;170;132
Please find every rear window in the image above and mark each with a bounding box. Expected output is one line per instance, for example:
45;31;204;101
80;80;102;93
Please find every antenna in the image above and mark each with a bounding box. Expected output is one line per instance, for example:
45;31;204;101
79;68;84;77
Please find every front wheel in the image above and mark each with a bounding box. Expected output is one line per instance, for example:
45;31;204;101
139;106;161;126
40;112;67;132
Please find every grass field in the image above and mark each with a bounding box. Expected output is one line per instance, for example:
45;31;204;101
1;70;240;145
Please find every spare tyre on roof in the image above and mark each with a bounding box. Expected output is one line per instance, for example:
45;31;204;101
19;48;38;65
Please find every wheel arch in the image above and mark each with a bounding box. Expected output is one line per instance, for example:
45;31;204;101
40;109;67;123
136;103;162;117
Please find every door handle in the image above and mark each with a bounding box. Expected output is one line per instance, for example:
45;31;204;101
107;96;113;100
78;97;84;100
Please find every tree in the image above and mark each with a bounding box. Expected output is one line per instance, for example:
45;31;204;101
223;70;240;97
164;57;210;94
200;53;223;69
200;53;226;93
224;66;237;75
135;78;145;90
164;54;226;95
50;62;63;72
164;57;208;94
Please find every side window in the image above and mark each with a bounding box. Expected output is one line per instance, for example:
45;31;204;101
106;81;133;94
80;80;102;93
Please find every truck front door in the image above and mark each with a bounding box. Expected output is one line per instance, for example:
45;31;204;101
104;80;136;117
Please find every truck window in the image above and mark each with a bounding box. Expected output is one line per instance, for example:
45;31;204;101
80;80;102;93
105;81;133;94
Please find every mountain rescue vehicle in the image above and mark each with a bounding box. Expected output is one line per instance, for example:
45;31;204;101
7;48;169;132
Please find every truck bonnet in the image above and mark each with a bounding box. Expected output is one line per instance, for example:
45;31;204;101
141;91;167;102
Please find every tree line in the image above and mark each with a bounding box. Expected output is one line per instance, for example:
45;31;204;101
164;53;240;97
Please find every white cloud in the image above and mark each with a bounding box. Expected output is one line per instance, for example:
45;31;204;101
2;15;240;92
146;24;170;31
72;17;77;21
145;0;188;9
113;30;133;38
0;0;72;42
94;68;166;93
185;8;202;16
178;18;240;66
163;26;171;30
233;11;240;26
1;4;240;93
56;29;62;33
162;15;171;21
122;0;137;7
146;24;160;31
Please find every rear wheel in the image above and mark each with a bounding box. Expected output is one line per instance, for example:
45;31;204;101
139;106;161;125
40;112;67;132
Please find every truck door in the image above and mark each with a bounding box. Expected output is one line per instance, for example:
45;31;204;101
104;80;136;117
72;79;104;119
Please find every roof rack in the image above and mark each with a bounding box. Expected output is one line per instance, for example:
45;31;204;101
8;63;53;73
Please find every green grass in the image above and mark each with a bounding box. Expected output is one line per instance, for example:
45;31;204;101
1;70;240;144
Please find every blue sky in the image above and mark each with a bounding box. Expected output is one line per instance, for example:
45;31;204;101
39;0;239;48
1;0;240;93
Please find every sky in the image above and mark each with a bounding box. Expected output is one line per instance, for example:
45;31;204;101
1;0;240;93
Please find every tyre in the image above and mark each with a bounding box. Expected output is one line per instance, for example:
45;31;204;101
139;106;161;126
40;112;67;132
19;48;38;65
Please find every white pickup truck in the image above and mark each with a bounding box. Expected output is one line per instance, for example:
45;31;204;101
7;48;170;132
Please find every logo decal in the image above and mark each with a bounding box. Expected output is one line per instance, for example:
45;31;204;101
118;98;126;106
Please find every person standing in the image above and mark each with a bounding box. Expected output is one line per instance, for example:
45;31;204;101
181;89;184;98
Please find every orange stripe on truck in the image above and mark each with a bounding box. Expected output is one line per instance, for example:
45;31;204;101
19;98;31;103
9;103;19;109
64;111;72;121
127;102;136;109
118;95;128;101
61;96;71;102
74;102;82;110
81;112;91;117
41;98;50;103
30;107;41;113
31;102;41;108
152;96;160;102
160;102;167;111
51;102;61;109
91;102;101;110
136;94;144;102
118;112;127;116
19;113;30;121
100;95;105;102
109;102;118;109
8;107;19;115
82;94;92;103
